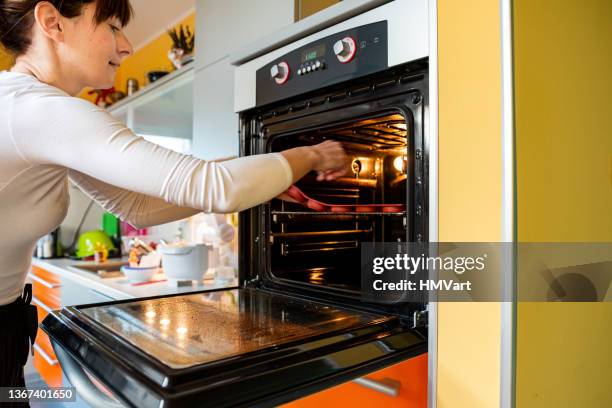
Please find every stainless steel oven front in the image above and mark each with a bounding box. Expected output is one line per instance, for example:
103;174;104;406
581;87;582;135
41;1;431;407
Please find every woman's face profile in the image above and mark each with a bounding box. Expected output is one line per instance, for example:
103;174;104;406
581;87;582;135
61;3;133;89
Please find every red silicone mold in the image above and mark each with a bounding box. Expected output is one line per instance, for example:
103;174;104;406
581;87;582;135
287;185;406;213
287;185;308;203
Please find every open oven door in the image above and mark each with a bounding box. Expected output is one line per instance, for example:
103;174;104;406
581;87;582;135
42;287;426;408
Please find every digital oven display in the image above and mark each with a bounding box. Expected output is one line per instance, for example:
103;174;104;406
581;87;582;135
301;44;326;62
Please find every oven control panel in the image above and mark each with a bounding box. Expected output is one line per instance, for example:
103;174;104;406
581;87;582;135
256;21;387;107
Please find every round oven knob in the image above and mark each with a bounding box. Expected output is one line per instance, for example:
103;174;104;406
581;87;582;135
270;61;290;85
333;37;356;63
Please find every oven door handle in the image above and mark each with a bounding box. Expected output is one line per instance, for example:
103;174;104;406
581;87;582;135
52;343;124;408
352;376;401;397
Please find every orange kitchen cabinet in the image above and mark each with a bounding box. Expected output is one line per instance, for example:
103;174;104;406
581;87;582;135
31;266;61;285
30;265;64;388
283;353;427;408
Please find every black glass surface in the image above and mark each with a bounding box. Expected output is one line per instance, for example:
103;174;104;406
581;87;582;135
80;288;390;369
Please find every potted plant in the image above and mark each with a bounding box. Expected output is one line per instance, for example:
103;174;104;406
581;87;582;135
167;24;195;69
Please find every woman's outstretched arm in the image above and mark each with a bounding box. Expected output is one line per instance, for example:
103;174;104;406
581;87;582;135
11;87;347;219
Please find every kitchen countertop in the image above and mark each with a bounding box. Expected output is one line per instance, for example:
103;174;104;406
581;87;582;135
31;257;237;301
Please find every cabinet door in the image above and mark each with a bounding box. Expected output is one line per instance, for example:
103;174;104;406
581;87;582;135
283;353;428;408
30;266;63;387
192;58;239;160
195;0;295;69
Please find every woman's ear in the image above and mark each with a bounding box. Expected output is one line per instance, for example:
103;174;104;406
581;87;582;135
33;1;64;43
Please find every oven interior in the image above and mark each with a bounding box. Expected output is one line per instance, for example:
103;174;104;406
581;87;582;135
267;111;411;295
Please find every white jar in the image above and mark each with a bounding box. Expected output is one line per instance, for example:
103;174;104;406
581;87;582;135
158;243;209;282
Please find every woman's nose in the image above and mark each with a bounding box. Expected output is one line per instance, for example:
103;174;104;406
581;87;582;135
117;31;134;60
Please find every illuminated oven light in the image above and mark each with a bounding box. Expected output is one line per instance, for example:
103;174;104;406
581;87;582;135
393;156;407;173
160;318;170;326
176;326;188;335
145;311;156;319
351;159;362;174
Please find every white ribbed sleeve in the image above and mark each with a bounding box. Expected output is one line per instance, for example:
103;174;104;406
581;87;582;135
11;86;293;224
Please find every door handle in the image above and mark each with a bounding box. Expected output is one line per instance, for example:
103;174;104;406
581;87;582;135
32;296;54;314
28;273;61;288
352;377;401;397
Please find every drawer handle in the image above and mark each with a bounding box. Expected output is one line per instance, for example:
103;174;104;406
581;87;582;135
32;296;54;314
28;273;61;289
352;377;401;397
33;343;58;366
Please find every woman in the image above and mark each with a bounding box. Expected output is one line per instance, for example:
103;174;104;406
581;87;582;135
0;0;348;392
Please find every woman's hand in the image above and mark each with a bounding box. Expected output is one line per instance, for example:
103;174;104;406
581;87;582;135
281;140;349;184
308;140;349;181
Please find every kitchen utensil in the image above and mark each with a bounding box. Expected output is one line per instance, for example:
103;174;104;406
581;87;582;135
331;205;353;212
287;185;406;213
36;228;62;259
306;199;328;211
287;185;308;203
129;237;154;254
147;71;169;83
120;265;157;284
138;252;162;268
76;230;115;259
382;204;405;213
126;78;139;95
158;243;209;282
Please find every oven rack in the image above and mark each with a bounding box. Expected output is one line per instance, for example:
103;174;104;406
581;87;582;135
271;210;405;216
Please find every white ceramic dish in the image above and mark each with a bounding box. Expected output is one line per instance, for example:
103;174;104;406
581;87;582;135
120;265;157;283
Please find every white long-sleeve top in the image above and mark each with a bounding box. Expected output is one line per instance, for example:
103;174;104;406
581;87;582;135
0;71;293;305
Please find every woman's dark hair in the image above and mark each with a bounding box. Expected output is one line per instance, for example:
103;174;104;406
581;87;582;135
0;0;133;55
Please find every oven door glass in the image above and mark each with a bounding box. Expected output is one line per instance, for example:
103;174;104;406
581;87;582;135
42;288;426;407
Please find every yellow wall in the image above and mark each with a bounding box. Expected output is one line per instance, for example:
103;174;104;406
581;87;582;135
0;47;14;71
437;0;502;407
80;13;195;103
298;0;340;20
514;0;612;407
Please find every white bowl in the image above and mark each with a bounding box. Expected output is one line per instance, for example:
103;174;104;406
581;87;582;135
120;265;157;283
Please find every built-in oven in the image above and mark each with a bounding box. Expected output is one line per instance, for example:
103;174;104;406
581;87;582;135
41;1;431;407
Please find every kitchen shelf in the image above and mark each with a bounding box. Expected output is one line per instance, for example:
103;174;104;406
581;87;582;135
107;64;194;143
